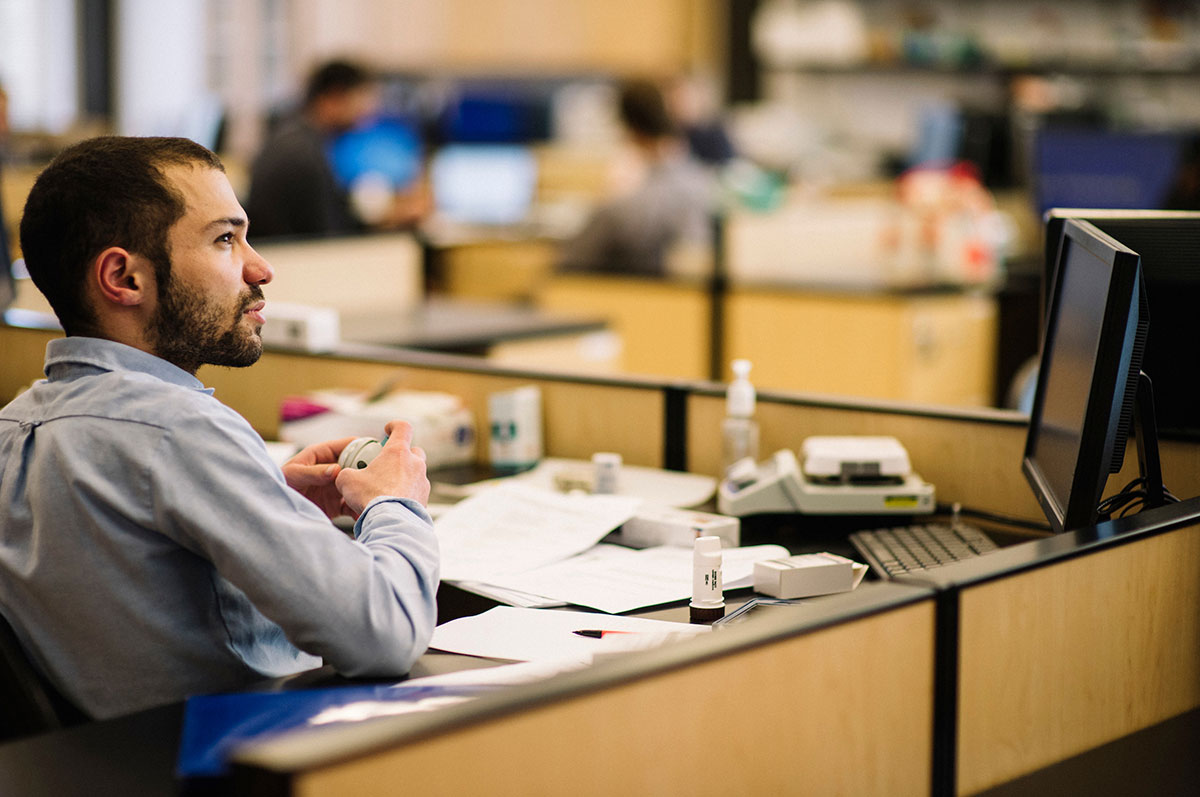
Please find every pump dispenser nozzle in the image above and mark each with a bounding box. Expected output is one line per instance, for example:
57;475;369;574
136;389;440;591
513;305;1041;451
721;360;760;476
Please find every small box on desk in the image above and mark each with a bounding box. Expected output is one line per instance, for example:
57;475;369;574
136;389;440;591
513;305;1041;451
618;506;740;549
753;553;868;599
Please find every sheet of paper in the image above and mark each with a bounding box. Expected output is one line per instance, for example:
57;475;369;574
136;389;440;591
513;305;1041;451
452;580;567;609
401;658;592;689
435;482;641;581
429;606;708;662
485;543;790;614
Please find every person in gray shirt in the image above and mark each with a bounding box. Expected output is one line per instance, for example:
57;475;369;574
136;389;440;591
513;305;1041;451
0;136;439;720
558;78;718;277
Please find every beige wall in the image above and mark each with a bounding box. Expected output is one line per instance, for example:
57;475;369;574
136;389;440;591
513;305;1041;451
287;0;720;77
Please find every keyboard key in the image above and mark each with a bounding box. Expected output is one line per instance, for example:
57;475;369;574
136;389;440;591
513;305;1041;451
849;523;999;580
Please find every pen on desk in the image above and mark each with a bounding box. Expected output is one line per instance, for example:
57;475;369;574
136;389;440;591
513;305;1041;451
572;629;635;639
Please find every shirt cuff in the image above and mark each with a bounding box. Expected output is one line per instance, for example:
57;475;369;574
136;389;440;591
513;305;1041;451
352;495;433;539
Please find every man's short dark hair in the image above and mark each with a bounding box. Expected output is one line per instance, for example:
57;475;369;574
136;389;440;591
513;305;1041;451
19;136;224;336
617;79;676;139
304;60;373;107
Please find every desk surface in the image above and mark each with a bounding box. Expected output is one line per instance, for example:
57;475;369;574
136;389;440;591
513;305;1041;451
337;297;604;355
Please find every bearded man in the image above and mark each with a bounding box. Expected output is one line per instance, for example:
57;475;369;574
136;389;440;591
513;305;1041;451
0;137;439;721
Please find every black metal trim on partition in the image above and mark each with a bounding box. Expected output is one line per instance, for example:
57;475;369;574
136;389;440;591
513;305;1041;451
726;0;763;104
662;386;688;471
78;0;113;118
708;214;728;382
930;587;961;797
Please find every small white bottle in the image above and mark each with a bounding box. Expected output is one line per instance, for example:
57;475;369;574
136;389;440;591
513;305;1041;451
721;359;760;477
689;535;725;624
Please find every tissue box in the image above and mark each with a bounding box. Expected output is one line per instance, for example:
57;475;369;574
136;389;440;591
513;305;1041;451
753;553;867;599
619;505;740;549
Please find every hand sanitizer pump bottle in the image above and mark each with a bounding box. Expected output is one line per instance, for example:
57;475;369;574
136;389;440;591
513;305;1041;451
721;359;760;477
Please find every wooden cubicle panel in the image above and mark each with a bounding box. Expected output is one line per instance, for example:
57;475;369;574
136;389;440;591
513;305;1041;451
724;288;998;407
688;391;1200;523
536;275;712;380
0;324;663;466
199;348;666;467
253;233;423;315
437;239;559;302
0;324;61;402
687;391;1043;521
955;523;1200;794
234;590;936;796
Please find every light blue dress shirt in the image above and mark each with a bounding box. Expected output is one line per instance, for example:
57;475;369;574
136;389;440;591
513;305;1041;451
0;337;439;719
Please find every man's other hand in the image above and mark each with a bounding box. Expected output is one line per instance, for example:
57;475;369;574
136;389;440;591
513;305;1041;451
283;436;356;519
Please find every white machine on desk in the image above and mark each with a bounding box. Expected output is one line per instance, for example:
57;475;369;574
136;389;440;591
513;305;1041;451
717;436;935;517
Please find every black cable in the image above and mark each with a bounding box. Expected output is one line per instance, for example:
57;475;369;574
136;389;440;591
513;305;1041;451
934;502;1052;533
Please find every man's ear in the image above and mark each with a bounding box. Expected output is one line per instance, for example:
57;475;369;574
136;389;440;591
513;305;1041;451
94;247;155;307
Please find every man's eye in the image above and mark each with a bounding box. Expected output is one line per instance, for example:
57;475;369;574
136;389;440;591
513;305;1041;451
216;232;234;245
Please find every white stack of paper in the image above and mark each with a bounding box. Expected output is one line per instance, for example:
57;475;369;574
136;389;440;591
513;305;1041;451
435;482;641;582
484;543;789;614
429;606;709;662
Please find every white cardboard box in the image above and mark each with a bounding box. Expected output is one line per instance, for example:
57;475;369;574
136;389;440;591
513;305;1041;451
619;505;740;549
753;552;868;599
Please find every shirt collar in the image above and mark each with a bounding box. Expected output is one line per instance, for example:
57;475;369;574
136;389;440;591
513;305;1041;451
44;336;215;395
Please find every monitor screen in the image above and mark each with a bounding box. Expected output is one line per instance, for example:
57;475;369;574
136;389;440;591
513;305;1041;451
1033;128;1185;217
1042;210;1200;440
429;145;538;226
1023;219;1148;533
327;117;424;190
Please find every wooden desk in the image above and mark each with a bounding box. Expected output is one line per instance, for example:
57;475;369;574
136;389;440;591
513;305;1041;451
0;583;935;796
339;297;612;374
231;582;937;795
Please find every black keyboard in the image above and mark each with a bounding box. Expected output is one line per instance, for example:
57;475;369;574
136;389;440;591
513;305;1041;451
849;523;999;579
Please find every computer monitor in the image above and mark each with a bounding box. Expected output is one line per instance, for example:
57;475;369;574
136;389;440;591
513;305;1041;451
1023;219;1159;533
429;145;538;226
327;117;424;190
1033;127;1185;217
1042;210;1200;440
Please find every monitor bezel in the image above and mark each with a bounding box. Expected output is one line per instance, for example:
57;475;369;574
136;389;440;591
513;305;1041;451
1022;218;1146;534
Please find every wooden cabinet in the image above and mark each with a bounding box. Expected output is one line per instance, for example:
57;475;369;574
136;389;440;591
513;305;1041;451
725;287;997;407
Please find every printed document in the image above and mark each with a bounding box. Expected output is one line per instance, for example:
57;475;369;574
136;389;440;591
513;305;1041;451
483;543;790;614
435;482;641;581
429;606;708;662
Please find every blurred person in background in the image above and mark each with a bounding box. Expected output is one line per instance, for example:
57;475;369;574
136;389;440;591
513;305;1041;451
558;78;718;276
246;60;427;239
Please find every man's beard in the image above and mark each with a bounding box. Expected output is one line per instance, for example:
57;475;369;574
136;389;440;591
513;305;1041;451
148;270;265;375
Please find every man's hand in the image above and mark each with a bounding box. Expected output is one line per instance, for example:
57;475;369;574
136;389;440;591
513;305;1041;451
335;421;430;517
282;436;356;519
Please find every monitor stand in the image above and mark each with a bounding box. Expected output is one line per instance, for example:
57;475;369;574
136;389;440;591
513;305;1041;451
1135;371;1166;510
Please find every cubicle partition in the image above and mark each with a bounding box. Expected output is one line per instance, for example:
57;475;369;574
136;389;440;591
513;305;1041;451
535;274;715;381
0;322;670;469
912;504;1200;795
231;583;937;796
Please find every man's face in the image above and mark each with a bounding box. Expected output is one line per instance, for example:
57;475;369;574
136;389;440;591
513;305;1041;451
147;165;274;374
